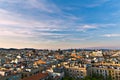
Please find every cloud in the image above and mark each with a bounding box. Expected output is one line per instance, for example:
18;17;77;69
0;8;71;42
78;23;118;31
0;8;119;42
0;0;61;13
77;24;97;32
63;0;110;9
0;0;119;49
82;25;97;29
64;38;86;41
28;0;61;13
102;34;120;37
84;0;110;8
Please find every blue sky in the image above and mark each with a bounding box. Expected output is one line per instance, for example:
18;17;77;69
0;0;120;49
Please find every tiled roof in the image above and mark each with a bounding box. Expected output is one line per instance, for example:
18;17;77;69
71;54;82;58
34;60;46;65
21;73;48;80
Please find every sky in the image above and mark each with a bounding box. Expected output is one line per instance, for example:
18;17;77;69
0;0;120;49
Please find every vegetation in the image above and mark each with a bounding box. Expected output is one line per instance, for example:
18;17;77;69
62;73;112;80
62;76;75;80
82;73;112;80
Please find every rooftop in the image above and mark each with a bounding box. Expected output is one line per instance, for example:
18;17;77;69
21;72;48;80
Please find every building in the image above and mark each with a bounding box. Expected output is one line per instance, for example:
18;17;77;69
89;62;120;80
21;72;49;80
0;69;22;80
64;62;87;80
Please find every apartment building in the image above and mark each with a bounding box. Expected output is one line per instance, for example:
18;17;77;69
64;62;87;80
89;63;120;80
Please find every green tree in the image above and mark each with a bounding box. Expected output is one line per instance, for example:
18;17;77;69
62;76;75;80
82;73;112;80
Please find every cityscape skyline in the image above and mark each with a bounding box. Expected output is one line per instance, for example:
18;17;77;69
0;0;120;49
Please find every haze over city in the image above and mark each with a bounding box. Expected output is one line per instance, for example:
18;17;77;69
0;0;120;49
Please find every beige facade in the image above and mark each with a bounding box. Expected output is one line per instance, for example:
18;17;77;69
21;66;44;79
90;63;120;80
64;65;87;80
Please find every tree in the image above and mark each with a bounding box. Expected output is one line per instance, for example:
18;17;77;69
62;76;75;80
82;73;112;80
